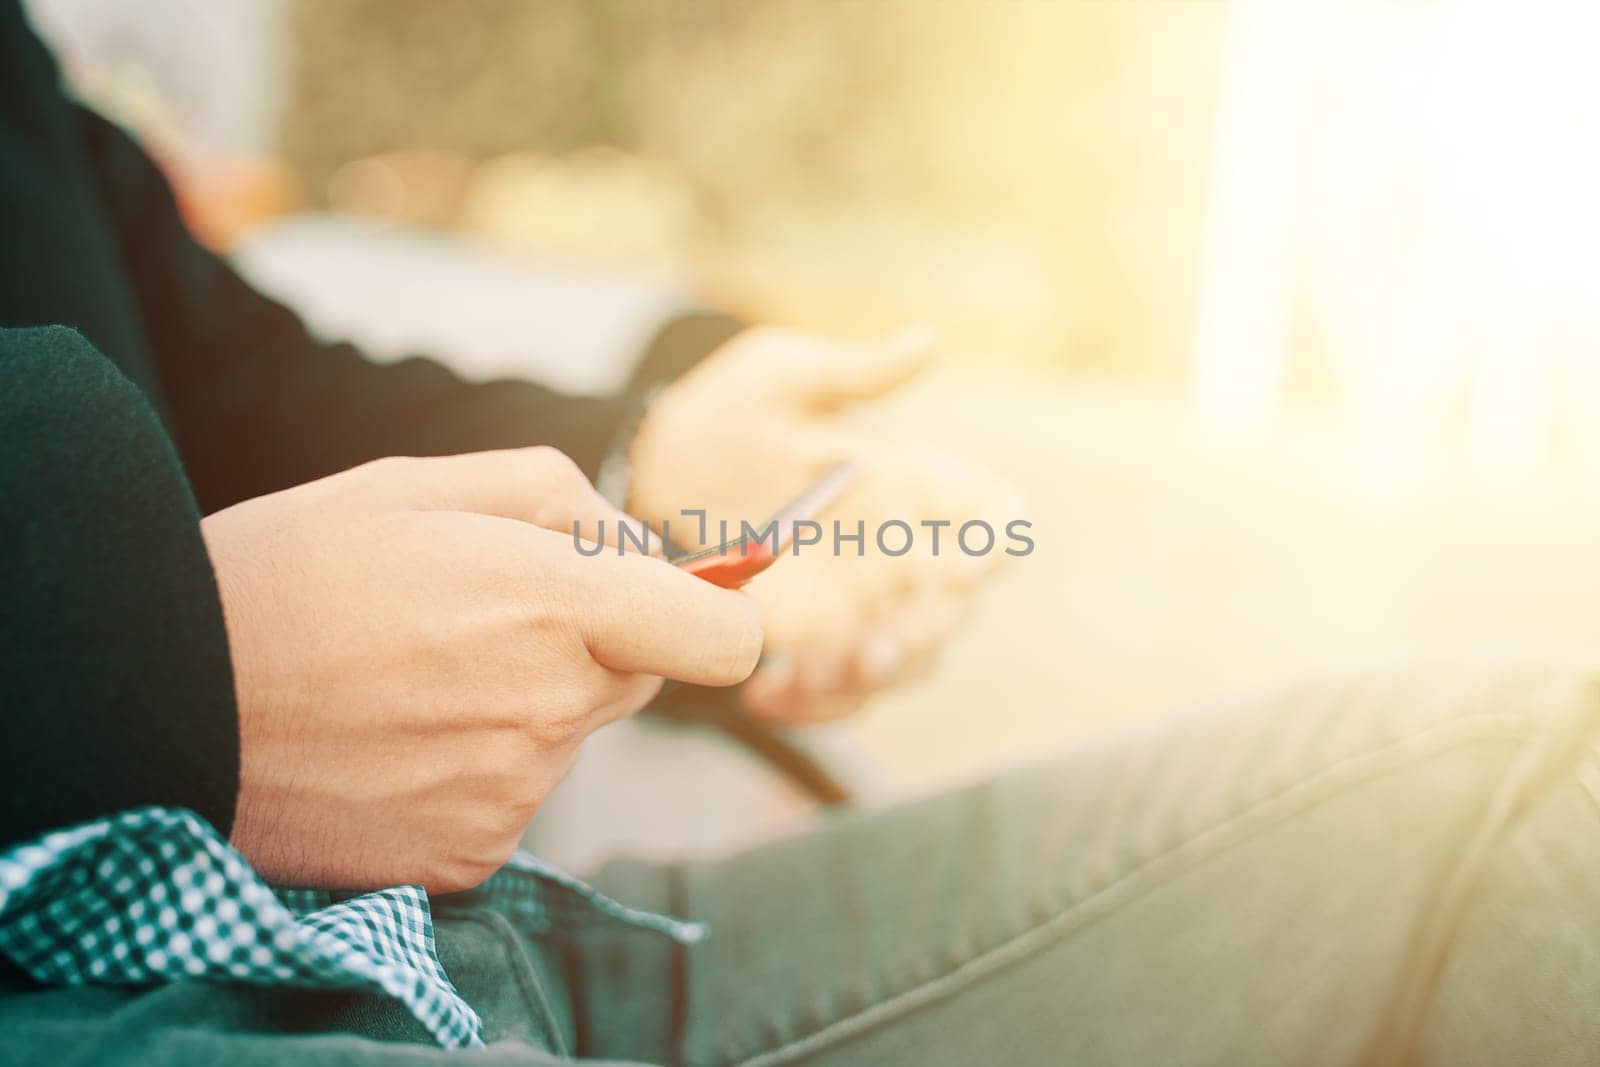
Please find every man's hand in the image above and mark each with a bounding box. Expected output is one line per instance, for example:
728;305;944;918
201;448;761;893
628;326;1016;723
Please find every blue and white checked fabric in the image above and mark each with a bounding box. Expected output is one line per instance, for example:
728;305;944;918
0;806;705;1049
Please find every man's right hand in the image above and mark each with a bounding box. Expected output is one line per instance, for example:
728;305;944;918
200;447;761;893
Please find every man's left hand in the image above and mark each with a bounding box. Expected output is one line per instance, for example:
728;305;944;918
627;325;1018;723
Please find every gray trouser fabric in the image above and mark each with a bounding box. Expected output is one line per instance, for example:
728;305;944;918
4;663;1599;1065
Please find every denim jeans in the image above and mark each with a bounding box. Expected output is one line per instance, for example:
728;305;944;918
4;662;1598;1065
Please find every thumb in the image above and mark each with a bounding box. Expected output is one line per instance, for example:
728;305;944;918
779;325;934;410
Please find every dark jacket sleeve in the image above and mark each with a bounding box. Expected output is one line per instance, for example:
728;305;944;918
72;108;651;513
0;326;239;847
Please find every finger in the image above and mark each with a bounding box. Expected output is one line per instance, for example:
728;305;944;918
741;655;803;719
365;448;653;551
588;669;665;728
768;690;868;726
773;325;935;410
856;450;1022;592
803;587;964;707
875;588;967;677
572;551;763;686
857;631;909;686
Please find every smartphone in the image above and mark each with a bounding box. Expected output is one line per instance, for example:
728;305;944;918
673;462;856;589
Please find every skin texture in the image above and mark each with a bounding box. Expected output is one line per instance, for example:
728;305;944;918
203;448;761;893
630;326;1018;722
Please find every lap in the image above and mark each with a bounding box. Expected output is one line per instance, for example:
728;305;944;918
575;662;1600;1066
6;663;1596;1065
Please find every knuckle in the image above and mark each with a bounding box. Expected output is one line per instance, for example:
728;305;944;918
531;709;586;750
433;817;527;894
521;448;599;529
525;446;582;485
524;682;595;748
357;454;414;484
429;858;493;895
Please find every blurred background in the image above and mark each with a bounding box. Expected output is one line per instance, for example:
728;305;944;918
26;0;1600;861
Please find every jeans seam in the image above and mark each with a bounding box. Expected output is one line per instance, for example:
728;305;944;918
730;712;1535;1067
1364;679;1600;1065
444;911;569;1058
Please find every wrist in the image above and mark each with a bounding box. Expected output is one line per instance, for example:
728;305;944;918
603;312;747;526
624;381;698;538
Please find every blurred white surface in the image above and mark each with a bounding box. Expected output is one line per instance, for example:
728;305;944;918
25;0;287;153
234;215;689;395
